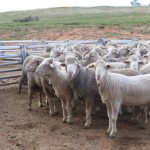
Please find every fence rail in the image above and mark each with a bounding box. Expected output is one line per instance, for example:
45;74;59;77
0;39;149;86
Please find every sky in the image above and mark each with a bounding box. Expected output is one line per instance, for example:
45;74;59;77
0;0;149;12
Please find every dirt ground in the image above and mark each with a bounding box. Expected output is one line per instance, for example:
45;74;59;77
0;85;149;150
1;26;150;40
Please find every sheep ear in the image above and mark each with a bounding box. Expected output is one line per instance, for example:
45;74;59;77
87;62;96;68
106;65;111;69
36;59;40;65
60;63;66;67
48;58;53;63
123;60;130;64
88;64;95;68
138;61;144;65
50;64;54;68
143;55;148;58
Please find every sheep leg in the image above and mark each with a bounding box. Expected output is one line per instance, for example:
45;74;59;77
66;97;73;124
138;106;148;129
54;97;59;114
18;72;26;94
28;88;32;111
61;98;67;123
38;92;43;107
18;75;23;94
106;102;112;135
47;96;55;116
84;100;92;129
109;101;120;138
143;107;148;128
45;97;49;106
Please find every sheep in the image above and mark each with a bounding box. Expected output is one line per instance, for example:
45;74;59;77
128;48;142;61
95;60;150;137
18;55;35;93
64;49;82;61
62;55;102;128
110;68;147;126
18;53;50;94
82;50;103;66
24;56;58;116
137;43;148;56
94;45;107;57
87;62;143;122
124;55;144;71
140;63;150;75
36;58;73;124
117;45;131;57
104;46;119;61
50;45;63;58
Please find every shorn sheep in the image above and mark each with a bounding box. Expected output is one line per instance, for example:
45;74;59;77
95;60;150;138
62;54;103;128
36;58;74;124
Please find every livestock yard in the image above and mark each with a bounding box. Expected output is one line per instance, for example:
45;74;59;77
0;6;150;150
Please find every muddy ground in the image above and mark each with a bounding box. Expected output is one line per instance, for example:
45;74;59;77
0;85;149;150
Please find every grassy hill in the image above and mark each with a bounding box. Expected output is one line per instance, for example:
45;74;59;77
0;6;150;39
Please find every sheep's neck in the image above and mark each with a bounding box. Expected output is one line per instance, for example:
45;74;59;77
100;70;111;93
50;67;66;90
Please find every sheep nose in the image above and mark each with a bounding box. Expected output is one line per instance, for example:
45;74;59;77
68;72;73;78
96;74;101;81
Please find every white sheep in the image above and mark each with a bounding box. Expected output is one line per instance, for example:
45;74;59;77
36;58;74;124
95;60;150;138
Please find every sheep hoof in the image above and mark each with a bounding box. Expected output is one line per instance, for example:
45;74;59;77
28;107;32;111
39;103;43;107
46;100;49;106
49;112;55;116
84;123;91;129
109;131;116;138
138;124;147;129
62;118;67;123
106;128;111;135
67;119;73;124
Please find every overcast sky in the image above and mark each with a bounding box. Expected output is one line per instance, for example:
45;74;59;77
0;0;149;12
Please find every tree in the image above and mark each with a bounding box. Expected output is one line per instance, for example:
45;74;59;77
131;0;141;6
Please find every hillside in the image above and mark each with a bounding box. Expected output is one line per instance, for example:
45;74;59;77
0;6;150;40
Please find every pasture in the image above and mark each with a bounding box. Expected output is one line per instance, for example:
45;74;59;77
1;6;150;40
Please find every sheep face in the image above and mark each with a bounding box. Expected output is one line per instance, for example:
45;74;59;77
65;56;80;80
36;58;53;78
50;47;62;58
66;63;80;79
95;60;108;82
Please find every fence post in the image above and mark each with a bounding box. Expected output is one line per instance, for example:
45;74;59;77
42;40;48;52
32;39;37;51
20;45;28;64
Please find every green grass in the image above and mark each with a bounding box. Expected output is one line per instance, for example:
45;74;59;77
0;6;150;39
